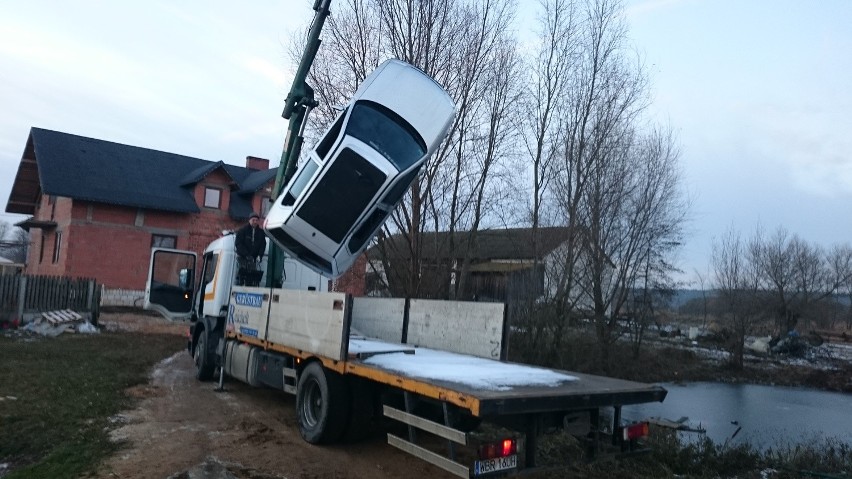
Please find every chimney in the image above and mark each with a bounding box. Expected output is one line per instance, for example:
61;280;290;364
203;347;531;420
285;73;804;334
245;156;270;171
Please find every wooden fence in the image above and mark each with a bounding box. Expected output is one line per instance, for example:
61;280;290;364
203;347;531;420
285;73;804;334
0;274;101;324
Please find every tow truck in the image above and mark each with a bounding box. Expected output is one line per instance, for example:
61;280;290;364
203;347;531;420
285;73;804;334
143;1;667;476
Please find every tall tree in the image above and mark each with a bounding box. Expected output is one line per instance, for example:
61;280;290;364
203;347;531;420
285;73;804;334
545;0;686;367
712;228;763;369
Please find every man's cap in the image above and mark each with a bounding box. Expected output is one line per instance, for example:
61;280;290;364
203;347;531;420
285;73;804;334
249;213;260;219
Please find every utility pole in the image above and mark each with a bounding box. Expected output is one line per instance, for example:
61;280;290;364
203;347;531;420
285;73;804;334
266;0;331;287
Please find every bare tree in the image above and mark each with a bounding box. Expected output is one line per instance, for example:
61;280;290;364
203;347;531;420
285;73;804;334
523;0;578;256
449;38;523;299
0;222;28;264
752;227;852;334
540;0;686;368
712;228;763;369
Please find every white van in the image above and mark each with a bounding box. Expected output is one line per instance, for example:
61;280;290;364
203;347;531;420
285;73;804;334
264;59;456;278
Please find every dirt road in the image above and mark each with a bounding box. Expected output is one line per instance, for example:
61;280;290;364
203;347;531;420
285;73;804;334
95;314;455;479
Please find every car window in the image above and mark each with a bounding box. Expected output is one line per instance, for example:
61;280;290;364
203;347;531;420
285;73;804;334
282;159;319;206
314;113;346;160
297;148;387;243
348;207;389;254
381;165;422;208
345;101;427;171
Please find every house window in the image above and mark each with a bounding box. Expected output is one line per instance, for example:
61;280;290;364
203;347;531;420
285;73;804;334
151;234;177;249
204;187;221;208
53;231;62;263
39;233;46;263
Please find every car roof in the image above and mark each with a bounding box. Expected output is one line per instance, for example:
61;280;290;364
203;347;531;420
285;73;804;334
352;59;456;150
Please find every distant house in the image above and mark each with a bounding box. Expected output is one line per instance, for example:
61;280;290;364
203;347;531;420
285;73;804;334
4;127;280;292
365;227;576;303
0;255;24;275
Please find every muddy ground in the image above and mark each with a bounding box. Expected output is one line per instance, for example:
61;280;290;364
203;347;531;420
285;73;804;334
95;312;456;479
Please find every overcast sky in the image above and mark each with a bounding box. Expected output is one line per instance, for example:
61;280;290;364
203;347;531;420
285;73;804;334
1;0;850;285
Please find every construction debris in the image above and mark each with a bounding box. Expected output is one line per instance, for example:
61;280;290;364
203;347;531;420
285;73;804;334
19;309;98;336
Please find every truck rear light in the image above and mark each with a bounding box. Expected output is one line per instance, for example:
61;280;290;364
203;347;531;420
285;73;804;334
478;438;516;460
622;422;649;441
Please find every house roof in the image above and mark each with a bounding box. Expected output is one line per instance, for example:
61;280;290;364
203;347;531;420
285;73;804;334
5;128;272;219
0;255;24;267
369;227;572;261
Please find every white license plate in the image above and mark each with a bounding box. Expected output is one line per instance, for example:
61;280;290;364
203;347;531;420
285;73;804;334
474;455;517;475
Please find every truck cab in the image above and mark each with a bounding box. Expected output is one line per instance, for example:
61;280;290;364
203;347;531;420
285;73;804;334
145;232;330;379
145;232;329;321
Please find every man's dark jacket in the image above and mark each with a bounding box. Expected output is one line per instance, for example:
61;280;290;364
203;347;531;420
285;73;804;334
235;224;266;259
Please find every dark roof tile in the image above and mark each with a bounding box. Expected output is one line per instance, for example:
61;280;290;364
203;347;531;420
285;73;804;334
15;128;272;217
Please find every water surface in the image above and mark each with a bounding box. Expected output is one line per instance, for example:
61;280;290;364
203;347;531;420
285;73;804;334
624;382;852;449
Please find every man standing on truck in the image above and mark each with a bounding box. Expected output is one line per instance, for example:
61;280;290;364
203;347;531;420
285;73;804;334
235;213;266;286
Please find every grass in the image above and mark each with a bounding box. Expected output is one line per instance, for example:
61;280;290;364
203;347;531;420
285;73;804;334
0;331;184;479
531;429;852;478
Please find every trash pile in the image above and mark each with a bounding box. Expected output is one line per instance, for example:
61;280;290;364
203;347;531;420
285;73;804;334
15;309;99;337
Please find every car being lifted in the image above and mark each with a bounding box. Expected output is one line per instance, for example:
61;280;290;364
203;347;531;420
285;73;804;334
264;58;456;278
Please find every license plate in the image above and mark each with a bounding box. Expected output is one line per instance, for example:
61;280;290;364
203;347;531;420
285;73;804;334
474;455;517;475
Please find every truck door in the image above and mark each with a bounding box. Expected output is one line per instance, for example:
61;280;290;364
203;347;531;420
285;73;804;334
144;248;197;321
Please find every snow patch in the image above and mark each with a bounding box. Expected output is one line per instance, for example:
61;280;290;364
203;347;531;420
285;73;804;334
363;346;577;391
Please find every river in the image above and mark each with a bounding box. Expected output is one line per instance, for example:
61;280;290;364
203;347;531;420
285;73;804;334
623;382;852;449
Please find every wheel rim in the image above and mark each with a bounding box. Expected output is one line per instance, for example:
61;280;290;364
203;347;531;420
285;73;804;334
301;378;322;428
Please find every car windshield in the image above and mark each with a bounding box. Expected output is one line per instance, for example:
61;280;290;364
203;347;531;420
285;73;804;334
345;100;427;171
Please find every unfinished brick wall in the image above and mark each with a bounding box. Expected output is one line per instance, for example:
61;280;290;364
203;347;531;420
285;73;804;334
23;170;271;290
333;253;367;297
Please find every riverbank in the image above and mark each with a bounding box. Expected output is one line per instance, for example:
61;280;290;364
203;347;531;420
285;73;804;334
509;328;852;393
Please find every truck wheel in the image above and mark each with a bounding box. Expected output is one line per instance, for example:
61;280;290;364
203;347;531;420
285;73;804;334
296;362;349;444
194;330;215;381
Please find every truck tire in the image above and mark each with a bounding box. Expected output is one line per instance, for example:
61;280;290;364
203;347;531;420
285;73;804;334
194;329;215;381
296;362;349;444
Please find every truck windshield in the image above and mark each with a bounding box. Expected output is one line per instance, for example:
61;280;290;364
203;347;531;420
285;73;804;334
345;100;427;171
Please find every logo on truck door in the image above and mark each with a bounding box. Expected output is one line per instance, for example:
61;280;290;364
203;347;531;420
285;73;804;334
234;292;264;308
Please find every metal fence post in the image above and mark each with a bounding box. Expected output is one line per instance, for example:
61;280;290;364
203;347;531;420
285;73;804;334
17;275;27;323
86;280;95;312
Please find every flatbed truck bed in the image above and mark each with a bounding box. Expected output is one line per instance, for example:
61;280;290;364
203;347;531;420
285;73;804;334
345;336;666;417
146;247;667;477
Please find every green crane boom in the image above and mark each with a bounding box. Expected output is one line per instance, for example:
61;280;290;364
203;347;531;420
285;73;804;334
266;0;331;287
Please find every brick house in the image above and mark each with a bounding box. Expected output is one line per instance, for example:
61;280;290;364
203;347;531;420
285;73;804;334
4;127;363;296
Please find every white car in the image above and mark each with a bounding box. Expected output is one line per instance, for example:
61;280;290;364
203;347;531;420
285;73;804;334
264;59;456;278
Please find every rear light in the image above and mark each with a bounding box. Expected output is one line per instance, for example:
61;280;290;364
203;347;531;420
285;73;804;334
622;422;650;441
478;438;517;460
